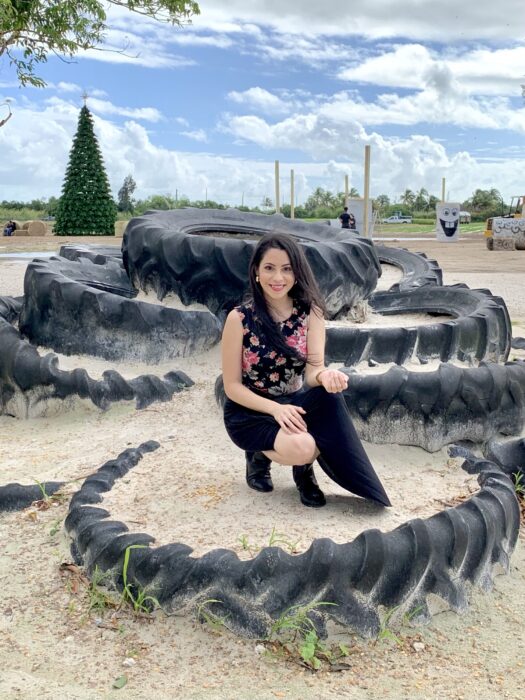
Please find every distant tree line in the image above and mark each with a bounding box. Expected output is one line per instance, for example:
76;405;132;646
1;186;513;224
375;187;509;222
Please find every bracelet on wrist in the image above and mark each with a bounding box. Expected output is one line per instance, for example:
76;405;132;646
315;369;327;385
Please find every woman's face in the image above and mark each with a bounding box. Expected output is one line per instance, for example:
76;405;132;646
256;247;295;302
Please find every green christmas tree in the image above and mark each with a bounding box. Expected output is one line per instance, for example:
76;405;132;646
54;104;117;235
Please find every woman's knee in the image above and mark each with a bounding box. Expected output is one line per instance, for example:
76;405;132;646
277;432;316;463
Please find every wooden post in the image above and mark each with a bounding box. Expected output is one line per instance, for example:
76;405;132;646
344;174;349;207
363;145;371;237
441;177;446;202
290;169;295;219
274;160;280;213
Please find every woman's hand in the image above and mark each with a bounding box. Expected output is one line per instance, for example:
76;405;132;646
271;403;308;434
318;368;349;393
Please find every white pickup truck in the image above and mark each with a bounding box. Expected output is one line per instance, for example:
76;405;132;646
382;215;413;224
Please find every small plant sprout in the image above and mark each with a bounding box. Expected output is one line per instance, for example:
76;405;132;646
34;478;51;501
376;606;403;645
268;601;340;671
238;534;250;550
49;518;62;537
88;566;120;613
402;604;425;626
32;479;66;510
121;544;160;614
512;470;525;497
267;526;299;554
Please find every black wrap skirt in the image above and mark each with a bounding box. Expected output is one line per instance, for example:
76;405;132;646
224;386;391;507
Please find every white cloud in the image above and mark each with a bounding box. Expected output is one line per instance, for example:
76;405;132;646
223;104;525;201
228;87;290;114
55;82;81;93
1;99;524;206
339;44;525;97
79;28;196;68
180;128;209;142
90;88;109;99
166;33;234;48
45;96;163;123
197;0;525;41
255;33;356;65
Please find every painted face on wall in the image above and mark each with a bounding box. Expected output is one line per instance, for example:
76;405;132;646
438;205;459;238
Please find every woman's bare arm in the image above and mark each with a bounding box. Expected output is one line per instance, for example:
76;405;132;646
221;310;281;414
305;306;348;393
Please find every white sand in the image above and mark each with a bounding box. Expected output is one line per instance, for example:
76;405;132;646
0;241;524;700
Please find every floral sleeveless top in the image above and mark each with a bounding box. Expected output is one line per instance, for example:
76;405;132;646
236;300;309;396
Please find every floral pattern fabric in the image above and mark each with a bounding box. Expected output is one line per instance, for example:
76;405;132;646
236;300;309;396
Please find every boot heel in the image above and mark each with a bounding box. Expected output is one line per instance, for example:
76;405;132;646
246;452;273;492
292;464;326;507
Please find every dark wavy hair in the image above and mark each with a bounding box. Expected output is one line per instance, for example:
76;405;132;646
247;233;327;362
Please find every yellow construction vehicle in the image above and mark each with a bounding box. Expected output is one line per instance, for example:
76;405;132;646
485;195;525;250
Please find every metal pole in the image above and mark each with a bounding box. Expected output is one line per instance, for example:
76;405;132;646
274;160;280;213
290;169;295;219
344;174;349;207
363;145;371;237
441;177;446;202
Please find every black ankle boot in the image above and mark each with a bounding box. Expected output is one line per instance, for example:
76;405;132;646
245;452;273;492
292;464;326;508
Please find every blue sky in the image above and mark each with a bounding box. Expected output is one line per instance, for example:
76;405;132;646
1;0;525;207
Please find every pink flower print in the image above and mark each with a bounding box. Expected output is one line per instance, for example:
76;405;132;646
269;372;279;382
250;335;260;346
275;356;286;366
286;327;307;354
242;349;260;371
288;375;303;392
254;380;265;388
268;350;277;359
243;327;250;335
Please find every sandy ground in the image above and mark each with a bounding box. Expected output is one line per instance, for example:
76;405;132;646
0;234;524;700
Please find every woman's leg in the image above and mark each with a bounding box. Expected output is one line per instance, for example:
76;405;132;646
263;430;325;508
292;387;391;506
263;430;319;466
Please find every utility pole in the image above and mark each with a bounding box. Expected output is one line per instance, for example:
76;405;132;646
363;145;371;237
274;160;280;213
290;169;295;219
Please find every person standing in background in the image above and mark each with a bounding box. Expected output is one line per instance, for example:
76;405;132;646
339;207;351;229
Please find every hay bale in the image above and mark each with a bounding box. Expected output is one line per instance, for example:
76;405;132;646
27;220;46;236
12;221;27;236
22;221;30;230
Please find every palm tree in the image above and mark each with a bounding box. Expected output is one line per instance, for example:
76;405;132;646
374;194;390;209
414;188;429;211
400;189;416;210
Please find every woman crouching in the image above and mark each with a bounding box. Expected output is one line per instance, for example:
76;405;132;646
221;232;390;509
